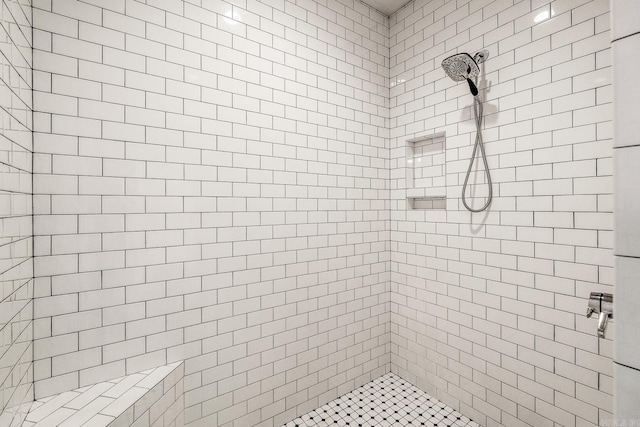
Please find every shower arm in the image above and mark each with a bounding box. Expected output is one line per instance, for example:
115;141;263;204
474;50;489;64
468;51;488;96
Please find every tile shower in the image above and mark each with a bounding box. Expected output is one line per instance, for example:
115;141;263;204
0;0;633;426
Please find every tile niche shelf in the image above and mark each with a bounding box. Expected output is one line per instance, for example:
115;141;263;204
406;131;446;209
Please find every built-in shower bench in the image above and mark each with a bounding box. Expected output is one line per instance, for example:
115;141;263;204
23;361;184;427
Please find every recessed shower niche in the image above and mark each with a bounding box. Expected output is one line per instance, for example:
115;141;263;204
406;131;446;209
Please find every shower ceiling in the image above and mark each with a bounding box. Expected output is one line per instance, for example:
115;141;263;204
361;0;412;16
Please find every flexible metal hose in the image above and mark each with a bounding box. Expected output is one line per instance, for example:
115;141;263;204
461;95;492;212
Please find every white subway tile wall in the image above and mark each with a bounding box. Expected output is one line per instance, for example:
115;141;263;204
24;361;184;427
32;1;391;426
389;0;612;426
0;0;34;426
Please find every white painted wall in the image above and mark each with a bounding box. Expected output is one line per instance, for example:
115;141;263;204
612;0;640;422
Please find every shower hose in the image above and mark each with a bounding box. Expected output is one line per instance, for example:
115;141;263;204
462;94;492;212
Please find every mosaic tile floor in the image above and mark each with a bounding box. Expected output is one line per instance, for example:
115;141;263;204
282;373;481;427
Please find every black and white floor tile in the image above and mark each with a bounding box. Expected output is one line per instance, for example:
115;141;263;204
282;373;481;427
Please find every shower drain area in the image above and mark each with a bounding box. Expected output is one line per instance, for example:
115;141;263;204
281;373;481;427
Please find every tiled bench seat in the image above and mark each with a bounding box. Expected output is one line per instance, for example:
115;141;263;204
23;362;184;427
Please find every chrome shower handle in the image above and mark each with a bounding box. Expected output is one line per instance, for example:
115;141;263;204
597;312;609;339
586;292;613;338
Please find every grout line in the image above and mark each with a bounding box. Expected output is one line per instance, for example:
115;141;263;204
611;31;640;43
614;361;640;372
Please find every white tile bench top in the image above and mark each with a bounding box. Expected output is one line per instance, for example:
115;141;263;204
24;362;183;427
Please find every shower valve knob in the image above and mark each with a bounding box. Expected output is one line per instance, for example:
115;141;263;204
586;292;613;338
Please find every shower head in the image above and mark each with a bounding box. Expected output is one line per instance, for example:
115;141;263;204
441;52;480;97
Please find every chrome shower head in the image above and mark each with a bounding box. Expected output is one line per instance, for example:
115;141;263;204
441;52;481;96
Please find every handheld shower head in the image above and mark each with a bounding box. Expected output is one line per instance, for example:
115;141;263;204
441;52;480;96
442;50;493;213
